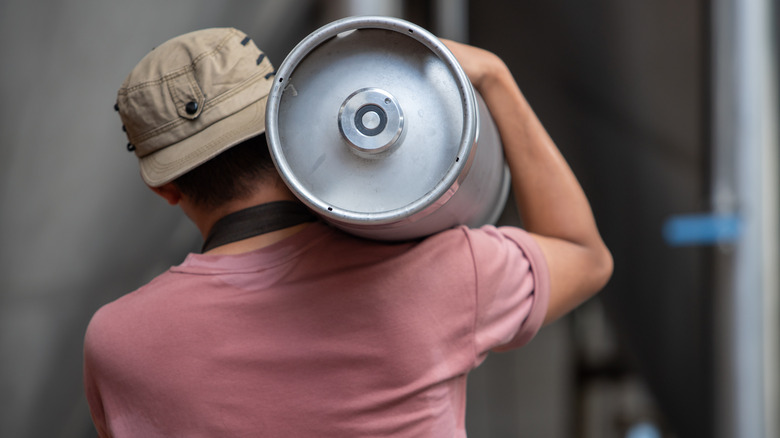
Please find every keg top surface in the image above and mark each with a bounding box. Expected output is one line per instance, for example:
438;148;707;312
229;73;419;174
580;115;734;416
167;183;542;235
266;16;476;224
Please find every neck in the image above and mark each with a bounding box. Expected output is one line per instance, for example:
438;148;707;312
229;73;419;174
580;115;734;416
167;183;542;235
204;223;310;255
184;184;308;255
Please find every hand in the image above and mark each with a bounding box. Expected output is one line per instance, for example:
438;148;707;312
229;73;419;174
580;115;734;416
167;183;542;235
439;39;506;91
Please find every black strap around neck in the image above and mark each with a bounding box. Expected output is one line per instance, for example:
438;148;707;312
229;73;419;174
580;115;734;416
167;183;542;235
201;201;317;253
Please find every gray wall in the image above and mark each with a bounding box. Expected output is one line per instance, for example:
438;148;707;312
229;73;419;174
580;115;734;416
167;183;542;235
466;1;710;437
1;1;712;437
0;1;319;436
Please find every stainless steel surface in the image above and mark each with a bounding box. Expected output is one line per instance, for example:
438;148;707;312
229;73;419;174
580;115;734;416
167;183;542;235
433;0;469;42
338;88;404;154
266;16;508;240
712;0;780;437
321;0;404;23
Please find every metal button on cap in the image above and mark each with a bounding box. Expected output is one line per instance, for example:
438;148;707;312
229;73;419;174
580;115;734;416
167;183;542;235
185;101;198;115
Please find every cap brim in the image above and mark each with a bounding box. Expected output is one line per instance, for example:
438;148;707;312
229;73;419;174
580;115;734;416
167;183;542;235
139;96;268;187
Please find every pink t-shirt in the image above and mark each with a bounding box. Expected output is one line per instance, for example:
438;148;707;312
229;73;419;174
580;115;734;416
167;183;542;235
84;222;549;437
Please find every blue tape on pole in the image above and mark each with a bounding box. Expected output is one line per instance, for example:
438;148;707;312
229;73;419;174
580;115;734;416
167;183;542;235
625;422;662;438
663;213;741;246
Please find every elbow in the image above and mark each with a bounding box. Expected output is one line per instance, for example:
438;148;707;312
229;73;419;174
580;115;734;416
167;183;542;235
591;244;614;294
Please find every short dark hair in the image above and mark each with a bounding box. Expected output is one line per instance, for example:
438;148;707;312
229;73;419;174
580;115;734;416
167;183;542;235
172;133;278;209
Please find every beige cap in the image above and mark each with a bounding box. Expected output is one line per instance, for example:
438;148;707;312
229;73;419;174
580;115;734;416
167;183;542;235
116;28;275;187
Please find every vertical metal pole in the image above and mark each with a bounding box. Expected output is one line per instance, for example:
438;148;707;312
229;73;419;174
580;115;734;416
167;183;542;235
433;0;469;42
320;0;404;22
712;0;779;437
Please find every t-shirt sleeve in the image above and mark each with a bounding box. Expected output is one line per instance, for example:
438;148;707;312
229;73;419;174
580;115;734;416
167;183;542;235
462;225;550;362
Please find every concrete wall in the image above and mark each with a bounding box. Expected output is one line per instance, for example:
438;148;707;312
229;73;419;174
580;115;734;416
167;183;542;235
0;1;712;437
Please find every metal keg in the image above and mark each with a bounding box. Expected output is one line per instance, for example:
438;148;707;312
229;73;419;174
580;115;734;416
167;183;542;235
266;16;510;240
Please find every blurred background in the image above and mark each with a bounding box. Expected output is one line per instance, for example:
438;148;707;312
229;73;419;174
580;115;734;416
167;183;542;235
1;0;777;437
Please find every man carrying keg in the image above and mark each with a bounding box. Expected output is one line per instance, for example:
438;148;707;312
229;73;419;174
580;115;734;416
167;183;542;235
84;26;612;437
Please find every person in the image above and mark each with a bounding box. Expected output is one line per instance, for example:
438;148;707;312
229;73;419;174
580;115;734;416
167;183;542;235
84;27;612;437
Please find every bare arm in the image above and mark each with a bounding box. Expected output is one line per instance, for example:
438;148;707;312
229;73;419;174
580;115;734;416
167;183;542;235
443;40;613;325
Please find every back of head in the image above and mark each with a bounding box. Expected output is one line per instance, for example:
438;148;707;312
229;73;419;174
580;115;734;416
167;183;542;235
115;28;276;190
172;132;277;209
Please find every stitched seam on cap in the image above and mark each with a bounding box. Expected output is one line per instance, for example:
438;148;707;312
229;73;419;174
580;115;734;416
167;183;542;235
189;28;239;71
131;69;271;146
127;30;269;147
167;70;204;117
146;100;265;176
119;30;238;94
187;71;204;105
205;62;273;108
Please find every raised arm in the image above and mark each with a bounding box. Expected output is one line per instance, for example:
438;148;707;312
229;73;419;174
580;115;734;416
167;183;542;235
443;40;613;325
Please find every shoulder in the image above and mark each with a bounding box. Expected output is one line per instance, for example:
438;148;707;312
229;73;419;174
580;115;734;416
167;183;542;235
457;226;551;352
402;225;548;287
459;225;549;293
355;224;548;272
430;225;545;264
84;269;177;347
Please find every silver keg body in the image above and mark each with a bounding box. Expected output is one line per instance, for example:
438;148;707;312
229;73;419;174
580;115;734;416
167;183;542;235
266;16;510;240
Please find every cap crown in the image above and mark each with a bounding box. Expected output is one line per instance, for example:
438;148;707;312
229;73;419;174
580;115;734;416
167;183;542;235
116;28;274;185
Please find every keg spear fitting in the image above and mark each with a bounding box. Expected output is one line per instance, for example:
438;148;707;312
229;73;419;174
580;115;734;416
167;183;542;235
338;88;404;155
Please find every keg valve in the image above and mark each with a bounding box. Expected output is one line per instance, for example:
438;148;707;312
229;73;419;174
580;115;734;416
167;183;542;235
338;88;404;154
